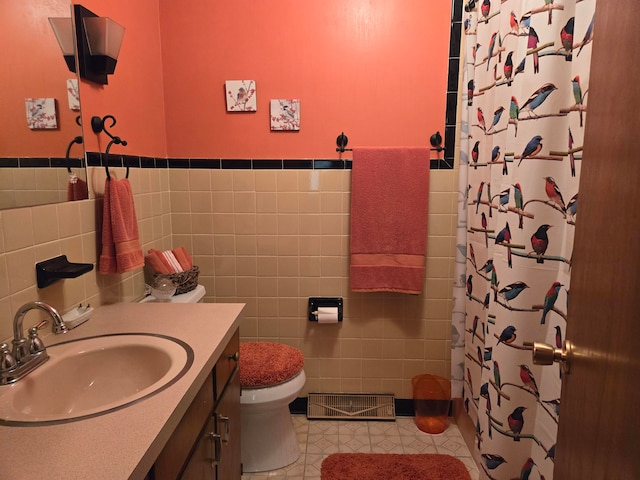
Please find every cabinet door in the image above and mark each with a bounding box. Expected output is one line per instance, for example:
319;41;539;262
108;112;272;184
154;375;214;480
215;367;241;480
181;417;217;480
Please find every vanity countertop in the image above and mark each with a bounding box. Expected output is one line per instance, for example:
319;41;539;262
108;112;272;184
0;302;244;480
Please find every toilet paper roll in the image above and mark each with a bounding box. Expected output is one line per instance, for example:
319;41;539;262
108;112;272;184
317;307;339;324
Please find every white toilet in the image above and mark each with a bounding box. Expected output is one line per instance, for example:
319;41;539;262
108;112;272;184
240;342;305;473
140;284;206;304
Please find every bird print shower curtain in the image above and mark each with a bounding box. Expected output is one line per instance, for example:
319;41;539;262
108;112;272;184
452;0;596;478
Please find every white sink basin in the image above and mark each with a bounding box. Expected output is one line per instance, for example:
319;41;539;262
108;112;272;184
0;333;193;425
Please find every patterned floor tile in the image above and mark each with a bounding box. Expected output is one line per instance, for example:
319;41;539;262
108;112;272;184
241;415;479;479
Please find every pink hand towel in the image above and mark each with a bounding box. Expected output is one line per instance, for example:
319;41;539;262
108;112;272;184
66;177;88;201
350;147;430;294
99;178;144;274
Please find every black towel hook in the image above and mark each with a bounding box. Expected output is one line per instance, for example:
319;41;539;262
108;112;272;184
430;131;444;153
336;132;352;153
65;135;84;173
92;115;128;180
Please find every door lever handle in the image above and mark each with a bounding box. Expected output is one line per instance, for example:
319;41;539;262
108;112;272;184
529;340;573;374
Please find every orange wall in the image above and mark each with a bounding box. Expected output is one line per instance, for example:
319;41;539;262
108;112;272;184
77;0;168;157
159;0;451;159
1;1;82;157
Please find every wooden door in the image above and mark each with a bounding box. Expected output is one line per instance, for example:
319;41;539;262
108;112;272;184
553;1;640;478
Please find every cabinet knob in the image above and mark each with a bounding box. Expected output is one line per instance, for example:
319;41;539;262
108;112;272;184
228;351;239;362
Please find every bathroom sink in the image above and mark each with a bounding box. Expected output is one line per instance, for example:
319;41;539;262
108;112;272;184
0;333;193;425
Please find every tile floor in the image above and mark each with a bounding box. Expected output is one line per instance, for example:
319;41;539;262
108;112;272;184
241;415;480;479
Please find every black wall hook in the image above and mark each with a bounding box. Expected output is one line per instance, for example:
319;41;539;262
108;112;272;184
65;135;84;173
430;131;444;153
336;132;352;153
92;115;129;179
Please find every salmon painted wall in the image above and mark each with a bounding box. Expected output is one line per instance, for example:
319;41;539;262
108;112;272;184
76;0;167;157
159;0;451;159
1;1;81;157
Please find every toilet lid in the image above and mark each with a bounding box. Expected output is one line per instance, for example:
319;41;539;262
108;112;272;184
240;342;304;388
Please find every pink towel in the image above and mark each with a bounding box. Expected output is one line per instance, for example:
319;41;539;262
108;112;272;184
67;177;88;201
145;249;172;274
99;178;144;274
350;147;430;294
172;246;193;270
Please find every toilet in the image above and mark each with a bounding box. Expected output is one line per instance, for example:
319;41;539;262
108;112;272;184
240;342;305;473
139;284;206;304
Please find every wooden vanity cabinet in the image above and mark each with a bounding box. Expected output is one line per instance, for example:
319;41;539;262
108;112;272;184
152;329;241;480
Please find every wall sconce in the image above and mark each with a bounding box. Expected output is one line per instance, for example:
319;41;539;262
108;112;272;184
48;18;76;73
74;5;125;85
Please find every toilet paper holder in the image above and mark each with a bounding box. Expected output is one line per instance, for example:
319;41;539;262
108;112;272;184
308;297;343;322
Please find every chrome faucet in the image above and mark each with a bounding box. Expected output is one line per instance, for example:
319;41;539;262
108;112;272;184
0;301;66;385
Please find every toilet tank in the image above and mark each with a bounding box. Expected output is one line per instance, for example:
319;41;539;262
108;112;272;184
139;284;206;304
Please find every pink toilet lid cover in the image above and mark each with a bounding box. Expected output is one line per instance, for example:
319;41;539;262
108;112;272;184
239;342;304;388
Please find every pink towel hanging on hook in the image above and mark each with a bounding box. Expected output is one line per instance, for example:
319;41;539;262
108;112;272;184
99;177;144;274
350;147;430;294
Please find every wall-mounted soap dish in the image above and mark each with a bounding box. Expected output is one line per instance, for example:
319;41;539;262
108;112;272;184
36;255;94;288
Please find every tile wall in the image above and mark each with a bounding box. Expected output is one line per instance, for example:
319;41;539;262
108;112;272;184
0;166;172;342
0;162;459;400
167;166;460;398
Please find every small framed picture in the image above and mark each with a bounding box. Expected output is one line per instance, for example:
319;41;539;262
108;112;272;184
25;98;58;129
67;79;80;111
226;80;257;111
270;99;300;131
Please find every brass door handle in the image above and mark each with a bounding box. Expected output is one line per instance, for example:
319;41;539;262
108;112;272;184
531;340;573;374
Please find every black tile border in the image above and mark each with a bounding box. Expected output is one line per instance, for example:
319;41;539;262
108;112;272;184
441;0;463;170
0;157;85;168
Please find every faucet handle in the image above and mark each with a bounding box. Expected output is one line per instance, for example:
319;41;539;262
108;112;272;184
28;327;46;354
0;343;17;372
35;319;48;330
12;338;29;364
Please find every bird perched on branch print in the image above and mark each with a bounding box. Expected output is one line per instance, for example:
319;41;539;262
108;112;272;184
508;406;527;440
541;281;563;324
519;135;543;166
497;325;517;345
495;222;512;267
528;27;540;73
561;17;575;61
545;0;554;25
519;364;540;397
520;83;557;118
520;457;536;480
487;31;498;71
482;453;507;470
544;176;566;212
572;76;584;127
504;51;514;85
498;281;529;306
512;183;524;228
531;224;552;263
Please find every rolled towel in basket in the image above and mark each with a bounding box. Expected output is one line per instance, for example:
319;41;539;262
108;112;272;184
172;246;193;270
145;249;172;274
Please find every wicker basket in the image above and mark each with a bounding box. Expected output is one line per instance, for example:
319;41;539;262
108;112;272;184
154;265;199;295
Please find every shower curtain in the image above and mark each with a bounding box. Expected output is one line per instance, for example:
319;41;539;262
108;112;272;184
451;0;596;478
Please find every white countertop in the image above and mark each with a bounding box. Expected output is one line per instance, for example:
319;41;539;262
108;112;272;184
0;302;244;480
